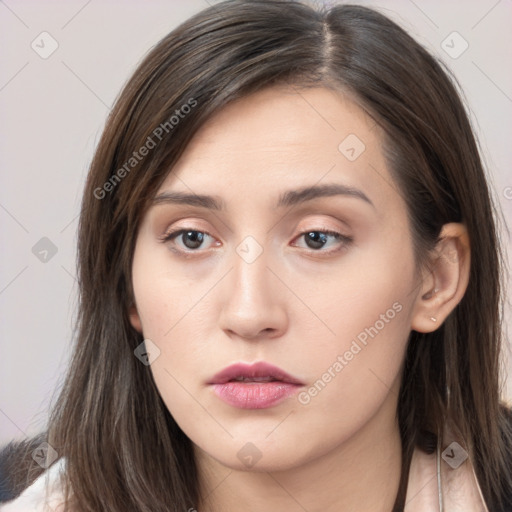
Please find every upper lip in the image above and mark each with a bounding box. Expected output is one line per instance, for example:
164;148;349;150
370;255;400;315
208;362;303;385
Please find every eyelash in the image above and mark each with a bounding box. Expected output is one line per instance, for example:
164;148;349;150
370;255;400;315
159;227;353;256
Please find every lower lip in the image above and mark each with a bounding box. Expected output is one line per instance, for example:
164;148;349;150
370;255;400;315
211;381;301;409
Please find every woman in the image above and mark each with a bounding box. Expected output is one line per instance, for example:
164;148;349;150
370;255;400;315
2;0;511;510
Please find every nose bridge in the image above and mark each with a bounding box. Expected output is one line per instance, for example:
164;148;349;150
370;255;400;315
218;232;287;338
231;233;273;306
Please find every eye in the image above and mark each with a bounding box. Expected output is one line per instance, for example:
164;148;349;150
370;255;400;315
159;227;353;256
292;229;353;253
160;229;217;252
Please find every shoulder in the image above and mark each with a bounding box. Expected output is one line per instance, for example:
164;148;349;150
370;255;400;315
0;458;66;512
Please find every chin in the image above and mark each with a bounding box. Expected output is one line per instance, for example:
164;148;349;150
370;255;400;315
197;434;320;474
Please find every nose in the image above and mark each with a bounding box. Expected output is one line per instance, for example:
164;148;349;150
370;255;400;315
218;243;288;341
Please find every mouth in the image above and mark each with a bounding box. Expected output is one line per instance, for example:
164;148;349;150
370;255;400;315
208;361;303;385
208;362;303;409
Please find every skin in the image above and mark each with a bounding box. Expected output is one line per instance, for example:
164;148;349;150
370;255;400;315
129;85;470;512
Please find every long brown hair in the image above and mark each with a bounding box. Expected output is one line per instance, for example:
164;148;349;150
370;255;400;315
5;1;512;510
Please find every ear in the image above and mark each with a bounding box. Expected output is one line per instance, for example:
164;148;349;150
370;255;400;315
411;223;471;333
129;303;143;333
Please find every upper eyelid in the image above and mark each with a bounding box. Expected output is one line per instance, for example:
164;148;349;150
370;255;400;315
159;213;352;236
160;224;348;239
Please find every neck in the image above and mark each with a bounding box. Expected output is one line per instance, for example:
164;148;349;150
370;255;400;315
195;390;403;512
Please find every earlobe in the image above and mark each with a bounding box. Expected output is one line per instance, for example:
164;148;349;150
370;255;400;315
129;304;143;333
411;223;470;333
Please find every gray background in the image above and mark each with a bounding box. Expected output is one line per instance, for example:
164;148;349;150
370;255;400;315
1;0;511;446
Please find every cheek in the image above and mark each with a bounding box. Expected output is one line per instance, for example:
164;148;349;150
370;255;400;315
130;239;215;340
291;237;416;403
130;244;220;396
298;281;410;385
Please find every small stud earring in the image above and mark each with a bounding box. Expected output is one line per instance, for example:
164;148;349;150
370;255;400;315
430;317;437;322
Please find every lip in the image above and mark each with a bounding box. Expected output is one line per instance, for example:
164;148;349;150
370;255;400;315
208;362;303;409
209;362;303;385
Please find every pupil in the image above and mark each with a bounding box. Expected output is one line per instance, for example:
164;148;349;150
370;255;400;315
183;231;204;249
306;231;326;249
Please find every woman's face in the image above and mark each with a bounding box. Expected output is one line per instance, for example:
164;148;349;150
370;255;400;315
129;85;424;473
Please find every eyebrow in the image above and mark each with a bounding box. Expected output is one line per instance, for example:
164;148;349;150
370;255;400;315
151;183;374;210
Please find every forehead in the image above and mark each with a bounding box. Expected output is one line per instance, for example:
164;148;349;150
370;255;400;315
157;85;398;213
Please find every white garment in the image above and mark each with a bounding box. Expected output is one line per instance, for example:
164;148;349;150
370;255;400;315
0;458;66;512
0;445;491;511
